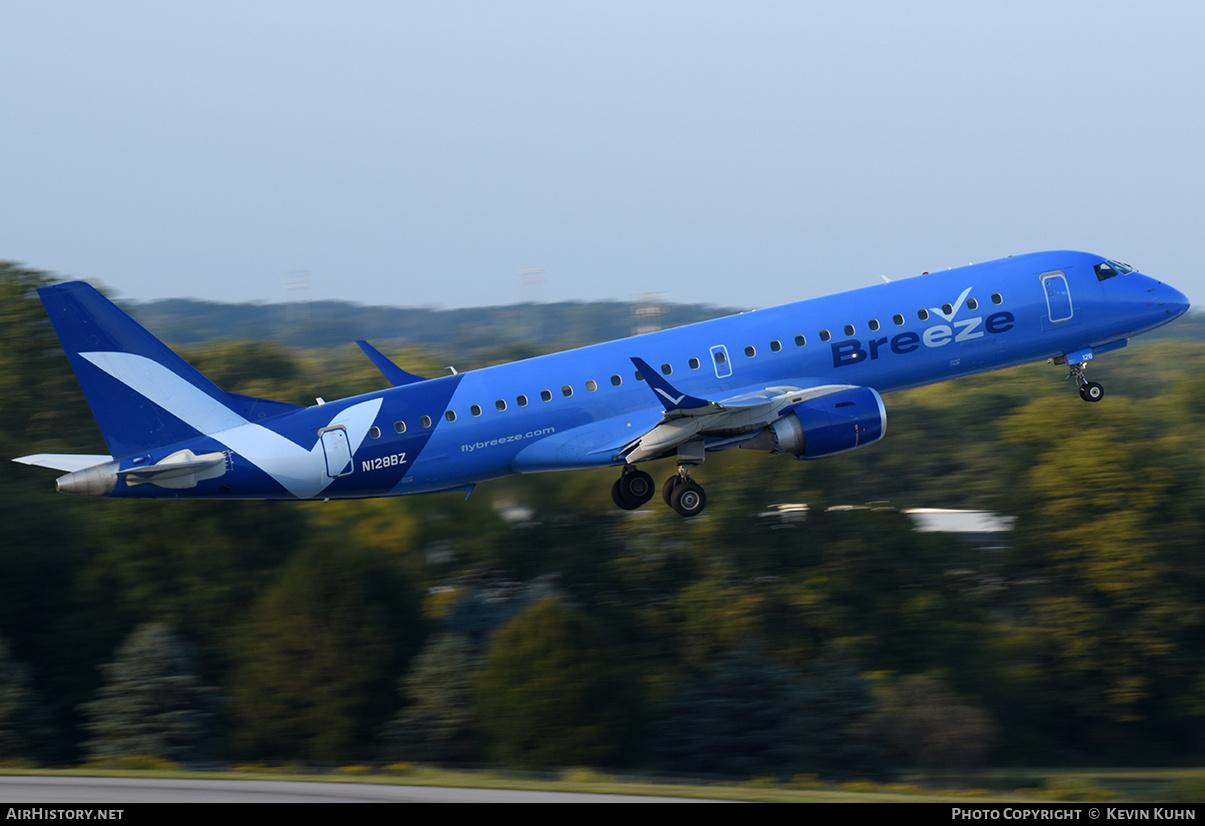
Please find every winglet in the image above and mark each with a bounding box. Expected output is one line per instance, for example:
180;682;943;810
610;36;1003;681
629;357;713;413
356;341;427;386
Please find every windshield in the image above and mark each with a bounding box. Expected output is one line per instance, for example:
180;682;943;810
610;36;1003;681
1095;258;1135;281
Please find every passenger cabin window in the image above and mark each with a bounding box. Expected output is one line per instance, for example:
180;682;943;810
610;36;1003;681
966;298;978;310
868;319;880;332
611;375;622;386
562;385;573;397
540;389;552;401
917;309;929;321
445;411;456;423
770;340;781;352
517;394;529;406
744;345;756;357
819;330;831;342
495;399;507;412
892;314;904;326
369;426;381;439
794;335;806;347
661;364;672;375
713;350;726;364
688;357;700;369
586;380;597;392
941;303;953;315
470;405;482;417
843;324;855;336
991;293;1003;305
395;421;406;434
420;415;432;428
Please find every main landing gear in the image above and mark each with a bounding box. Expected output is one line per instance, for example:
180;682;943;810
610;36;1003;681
614;437;708;517
613;463;707;518
1067;362;1104;403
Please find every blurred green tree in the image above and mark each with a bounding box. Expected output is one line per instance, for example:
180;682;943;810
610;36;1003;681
78;623;221;764
999;398;1199;726
380;632;481;764
795;650;887;777
0;637;55;763
857;674;995;769
647;649;804;778
228;540;425;763
476;597;640;768
78;501;303;650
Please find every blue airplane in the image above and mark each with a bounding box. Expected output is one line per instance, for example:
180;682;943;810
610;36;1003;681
14;250;1190;517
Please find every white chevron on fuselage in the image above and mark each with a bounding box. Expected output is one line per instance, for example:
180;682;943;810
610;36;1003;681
81;352;382;498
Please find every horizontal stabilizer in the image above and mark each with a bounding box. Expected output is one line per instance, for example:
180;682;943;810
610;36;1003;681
12;454;113;472
356;341;427;386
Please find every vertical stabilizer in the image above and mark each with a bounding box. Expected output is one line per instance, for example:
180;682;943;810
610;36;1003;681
39;282;244;456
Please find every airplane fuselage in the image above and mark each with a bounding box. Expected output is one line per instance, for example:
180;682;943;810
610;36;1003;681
21;250;1190;515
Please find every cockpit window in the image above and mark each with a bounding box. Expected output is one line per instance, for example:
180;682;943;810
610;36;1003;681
1095;259;1136;281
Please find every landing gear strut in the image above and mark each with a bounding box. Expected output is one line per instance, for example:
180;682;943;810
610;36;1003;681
665;437;707;518
1067;362;1104;403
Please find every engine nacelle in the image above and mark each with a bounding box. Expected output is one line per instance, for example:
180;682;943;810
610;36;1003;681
740;386;886;459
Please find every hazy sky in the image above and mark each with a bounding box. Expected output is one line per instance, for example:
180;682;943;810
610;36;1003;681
3;1;1203;310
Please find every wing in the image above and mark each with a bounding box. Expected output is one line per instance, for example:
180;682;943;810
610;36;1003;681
512;359;886;472
622;357;879;462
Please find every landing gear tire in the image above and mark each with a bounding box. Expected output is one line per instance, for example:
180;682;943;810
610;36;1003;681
623;469;655;504
611;479;638;510
612;469;654;510
1068;362;1104;403
670;480;707;518
662;475;682;506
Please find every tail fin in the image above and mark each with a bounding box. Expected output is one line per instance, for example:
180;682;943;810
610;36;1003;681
39;282;300;457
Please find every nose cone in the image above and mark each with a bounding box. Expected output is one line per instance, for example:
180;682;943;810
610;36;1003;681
1159;282;1191;321
1112;272;1192;336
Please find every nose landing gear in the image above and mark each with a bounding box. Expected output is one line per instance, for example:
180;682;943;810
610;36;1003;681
1067;362;1104;403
